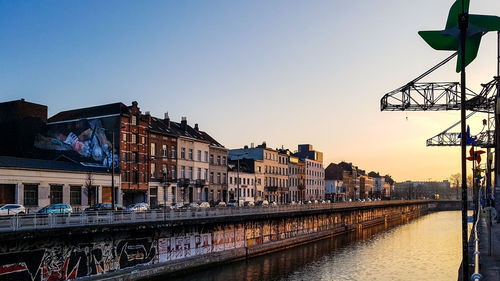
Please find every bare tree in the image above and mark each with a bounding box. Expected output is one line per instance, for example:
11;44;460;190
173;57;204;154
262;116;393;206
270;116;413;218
84;172;95;206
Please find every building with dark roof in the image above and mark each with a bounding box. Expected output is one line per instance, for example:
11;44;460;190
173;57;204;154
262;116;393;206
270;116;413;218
0;156;118;212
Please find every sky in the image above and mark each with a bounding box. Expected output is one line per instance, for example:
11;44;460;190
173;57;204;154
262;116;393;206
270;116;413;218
1;0;500;182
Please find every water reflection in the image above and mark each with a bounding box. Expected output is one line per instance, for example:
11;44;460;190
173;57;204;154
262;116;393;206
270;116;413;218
149;211;462;281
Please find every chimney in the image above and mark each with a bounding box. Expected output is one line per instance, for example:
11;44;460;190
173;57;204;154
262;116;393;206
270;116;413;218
250;142;254;148
194;123;199;132
262;141;266;148
164;112;171;128
244;145;249;149
181;117;187;130
145;111;151;123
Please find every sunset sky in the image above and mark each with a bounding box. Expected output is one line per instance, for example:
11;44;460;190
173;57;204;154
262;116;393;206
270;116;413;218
2;0;500;182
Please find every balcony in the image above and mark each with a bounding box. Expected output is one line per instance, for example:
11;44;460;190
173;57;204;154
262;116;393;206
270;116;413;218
266;186;278;192
297;184;305;190
177;178;191;187
196;179;207;187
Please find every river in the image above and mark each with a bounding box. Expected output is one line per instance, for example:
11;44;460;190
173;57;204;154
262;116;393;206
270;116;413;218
151;211;464;281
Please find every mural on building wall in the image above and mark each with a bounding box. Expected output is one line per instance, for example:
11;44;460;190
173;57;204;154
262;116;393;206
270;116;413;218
34;117;120;168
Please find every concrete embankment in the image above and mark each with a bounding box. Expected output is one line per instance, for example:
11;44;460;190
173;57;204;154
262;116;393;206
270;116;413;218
0;201;433;281
86;210;424;281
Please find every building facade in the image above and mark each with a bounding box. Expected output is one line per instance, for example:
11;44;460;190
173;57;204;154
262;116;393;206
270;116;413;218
0;156;119;212
295;144;324;201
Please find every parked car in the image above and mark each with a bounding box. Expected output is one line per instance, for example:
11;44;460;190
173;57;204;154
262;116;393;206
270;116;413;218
188;203;200;209
255;200;269;207
0;204;26;216
199;202;210;208
84;203;124;212
217;201;226;207
37;204;72;215
227;200;238;207
269;201;277;207
244;201;255;207
127;203;149;212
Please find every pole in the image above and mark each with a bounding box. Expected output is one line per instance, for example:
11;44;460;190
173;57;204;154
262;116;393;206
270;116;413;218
495;31;500;219
459;9;469;280
237;157;240;207
111;131;115;210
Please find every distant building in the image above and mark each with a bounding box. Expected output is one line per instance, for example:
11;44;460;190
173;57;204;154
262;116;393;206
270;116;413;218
229;142;288;204
227;158;262;204
294;144;324;201
395;180;452;199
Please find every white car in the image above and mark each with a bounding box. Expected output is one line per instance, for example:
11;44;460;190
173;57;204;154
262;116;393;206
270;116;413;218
127;202;149;212
0;204;26;216
199;202;210;208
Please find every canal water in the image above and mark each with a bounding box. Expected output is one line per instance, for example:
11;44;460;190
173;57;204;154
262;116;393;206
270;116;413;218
151;211;464;281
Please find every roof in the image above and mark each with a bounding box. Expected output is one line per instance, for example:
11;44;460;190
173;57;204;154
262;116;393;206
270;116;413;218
48;102;129;123
148;116;225;147
0;156;111;174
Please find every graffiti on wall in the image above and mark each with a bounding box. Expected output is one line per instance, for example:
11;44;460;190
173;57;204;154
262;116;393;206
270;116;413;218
0;205;415;281
0;238;156;281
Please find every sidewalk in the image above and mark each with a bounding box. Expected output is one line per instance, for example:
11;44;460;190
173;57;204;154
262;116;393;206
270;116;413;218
477;213;500;280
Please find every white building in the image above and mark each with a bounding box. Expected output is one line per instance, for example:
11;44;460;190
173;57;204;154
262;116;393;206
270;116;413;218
0;156;120;213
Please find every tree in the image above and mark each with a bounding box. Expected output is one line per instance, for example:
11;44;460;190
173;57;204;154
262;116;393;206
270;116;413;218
449;173;461;188
84;172;95;206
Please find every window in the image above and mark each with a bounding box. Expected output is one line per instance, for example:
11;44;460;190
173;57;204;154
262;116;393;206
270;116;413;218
172;166;177;179
223;173;226;184
123;152;128;162
172;147;176;158
197;168;201;179
217;173;221;184
230;177;233;184
151;163;156;178
162;164;167;177
181;166;186;179
70;186;81;205
123;172;129;182
23;184;38;206
143;154;147;163
205;169;208;180
204;151;208;162
133;171;138;184
131;134;137;144
132;152;138;163
189;167;193;180
197;150;202;161
151;143;156;156
188;149;193;160
210;172;214;184
122;133;127;142
217;156;221;165
141;136;145;144
181;148;186;159
222;156;226;165
50;185;63;204
210;154;214;164
131;115;137;125
163;145;167;157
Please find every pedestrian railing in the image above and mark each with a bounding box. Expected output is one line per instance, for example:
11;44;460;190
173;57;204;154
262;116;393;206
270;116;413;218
0;200;426;232
470;193;483;281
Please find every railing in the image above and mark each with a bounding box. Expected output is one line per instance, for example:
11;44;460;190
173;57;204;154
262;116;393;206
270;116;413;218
0;200;428;232
470;193;483;281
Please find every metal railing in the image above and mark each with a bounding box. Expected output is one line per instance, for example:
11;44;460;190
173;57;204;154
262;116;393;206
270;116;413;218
0;200;426;232
471;192;483;281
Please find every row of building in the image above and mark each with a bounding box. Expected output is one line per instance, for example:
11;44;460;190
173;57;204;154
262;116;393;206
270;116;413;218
0;99;332;210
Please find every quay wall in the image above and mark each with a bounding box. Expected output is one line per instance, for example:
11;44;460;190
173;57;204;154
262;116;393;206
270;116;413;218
0;202;433;281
